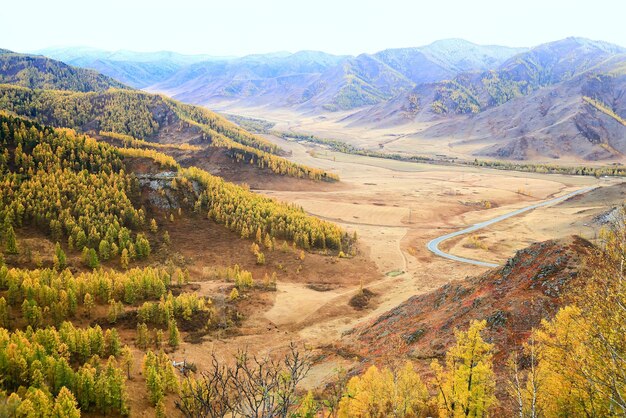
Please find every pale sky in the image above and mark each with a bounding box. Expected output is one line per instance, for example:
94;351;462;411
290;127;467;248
3;0;626;56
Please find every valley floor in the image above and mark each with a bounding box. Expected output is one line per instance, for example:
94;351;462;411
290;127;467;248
163;111;623;401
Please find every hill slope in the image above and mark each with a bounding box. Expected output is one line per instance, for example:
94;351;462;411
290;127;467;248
0;50;128;91
345;236;592;370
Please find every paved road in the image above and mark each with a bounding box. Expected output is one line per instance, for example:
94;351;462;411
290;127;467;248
426;187;596;268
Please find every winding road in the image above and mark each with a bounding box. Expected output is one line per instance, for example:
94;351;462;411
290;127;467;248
427;186;597;267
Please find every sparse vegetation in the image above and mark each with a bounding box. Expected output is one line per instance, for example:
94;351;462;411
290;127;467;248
463;234;489;250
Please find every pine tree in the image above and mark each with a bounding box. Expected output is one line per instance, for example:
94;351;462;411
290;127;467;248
338;362;429;417
0;296;8;328
120;248;129;269
156;399;167;418
107;300;123;324
146;364;164;405
175;268;184;286
84;293;95;319
25;388;52;416
5;225;18;254
154;329;163;349
137;322;149;349
105;328;122;356
121;345;134;379
51;387;80;418
83;248;99;269
150;218;158;233
431;320;496;418
135;234;151;258
264;233;273;250
16;399;37;417
54;242;66;270
229;287;239;301
75;230;87;250
98;240;110;261
528;224;626;417
168;319;180;348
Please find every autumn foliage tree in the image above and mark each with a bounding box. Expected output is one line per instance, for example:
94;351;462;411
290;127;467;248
511;222;626;417
338;362;431;417
431;320;496;417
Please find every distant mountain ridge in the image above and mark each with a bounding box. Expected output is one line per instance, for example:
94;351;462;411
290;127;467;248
36;40;525;110
0;49;128;91
348;37;626;161
31;38;626;162
150;39;525;111
35;47;233;88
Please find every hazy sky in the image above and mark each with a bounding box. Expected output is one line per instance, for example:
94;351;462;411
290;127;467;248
3;0;626;56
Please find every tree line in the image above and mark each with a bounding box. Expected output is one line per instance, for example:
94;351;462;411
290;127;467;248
281;130;626;179
182;166;351;251
0;85;339;181
0;265;174;327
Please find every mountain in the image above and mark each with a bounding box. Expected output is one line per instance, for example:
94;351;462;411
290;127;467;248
147;50;348;108
0;49;128;91
373;39;526;84
353;37;626;122
149;41;522;111
0;50;337;182
32;38;626;162
35;47;231;88
348;38;626;161
344;235;592;371
298;54;415;111
37;41;518;111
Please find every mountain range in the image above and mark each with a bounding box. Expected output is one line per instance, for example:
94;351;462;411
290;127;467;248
36;39;526;111
348;37;626;160
29;37;626;162
35;46;232;88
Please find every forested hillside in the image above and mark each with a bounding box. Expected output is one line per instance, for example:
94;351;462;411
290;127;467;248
0;111;353;416
0;50;128;92
0;113;347;256
0;50;338;181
